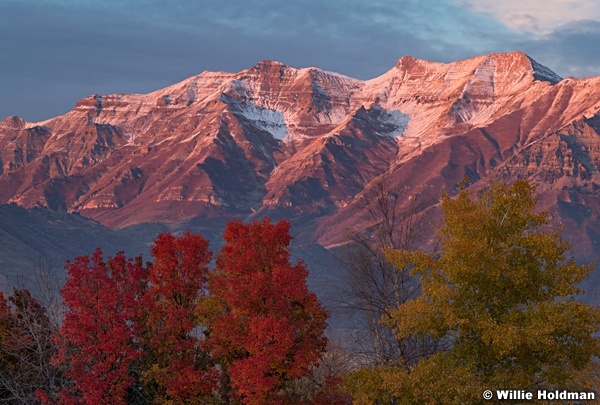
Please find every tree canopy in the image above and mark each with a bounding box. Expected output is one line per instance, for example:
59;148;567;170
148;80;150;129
49;218;329;405
345;179;600;403
209;218;329;404
3;182;599;404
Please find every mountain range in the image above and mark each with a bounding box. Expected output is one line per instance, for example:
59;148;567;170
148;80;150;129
2;51;600;303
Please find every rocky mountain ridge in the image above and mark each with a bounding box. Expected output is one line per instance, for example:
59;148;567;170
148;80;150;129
1;51;600;261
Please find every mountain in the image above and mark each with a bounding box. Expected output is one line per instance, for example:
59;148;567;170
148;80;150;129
0;204;145;292
2;51;600;296
0;206;341;315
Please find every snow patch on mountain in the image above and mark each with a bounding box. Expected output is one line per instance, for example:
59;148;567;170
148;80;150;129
527;56;562;84
462;57;495;98
185;77;200;104
229;100;288;140
300;66;355;81
379;110;410;137
223;79;255;100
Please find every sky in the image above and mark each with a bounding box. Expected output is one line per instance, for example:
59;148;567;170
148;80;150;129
1;0;600;122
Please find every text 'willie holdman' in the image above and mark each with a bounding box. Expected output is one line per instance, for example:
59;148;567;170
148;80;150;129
488;390;596;401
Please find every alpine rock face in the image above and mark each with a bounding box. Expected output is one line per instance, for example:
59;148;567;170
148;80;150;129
2;51;600;265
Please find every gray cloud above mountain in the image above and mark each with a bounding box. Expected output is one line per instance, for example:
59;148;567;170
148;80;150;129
1;0;599;121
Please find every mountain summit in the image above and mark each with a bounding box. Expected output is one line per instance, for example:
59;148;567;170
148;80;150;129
1;52;599;258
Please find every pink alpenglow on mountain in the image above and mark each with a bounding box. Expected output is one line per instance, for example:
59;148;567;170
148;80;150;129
1;51;600;259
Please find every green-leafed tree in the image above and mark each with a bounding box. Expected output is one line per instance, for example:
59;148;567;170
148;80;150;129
345;179;600;404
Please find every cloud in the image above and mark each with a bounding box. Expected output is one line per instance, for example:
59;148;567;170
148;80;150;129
1;0;597;122
513;20;600;78
456;0;600;36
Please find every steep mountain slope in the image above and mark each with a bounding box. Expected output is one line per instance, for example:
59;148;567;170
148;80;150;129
1;51;600;258
0;204;146;292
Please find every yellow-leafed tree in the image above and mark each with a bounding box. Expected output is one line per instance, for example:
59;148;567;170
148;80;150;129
346;179;600;404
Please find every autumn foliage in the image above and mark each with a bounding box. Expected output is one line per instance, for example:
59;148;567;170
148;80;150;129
343;180;600;403
209;219;328;404
4;181;598;404
57;250;146;404
50;218;328;404
140;232;217;403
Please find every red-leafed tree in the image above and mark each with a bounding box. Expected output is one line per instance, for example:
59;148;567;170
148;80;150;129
209;218;329;404
140;231;218;403
56;250;146;405
56;232;219;404
53;221;330;404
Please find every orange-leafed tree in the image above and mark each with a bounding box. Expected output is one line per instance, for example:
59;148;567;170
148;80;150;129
209;218;329;404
